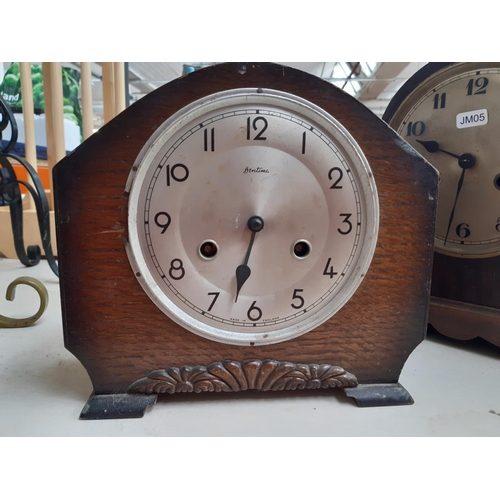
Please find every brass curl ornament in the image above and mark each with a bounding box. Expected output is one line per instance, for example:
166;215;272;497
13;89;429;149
0;277;48;328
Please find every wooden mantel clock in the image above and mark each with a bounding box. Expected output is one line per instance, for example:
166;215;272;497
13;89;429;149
53;62;438;419
383;62;500;348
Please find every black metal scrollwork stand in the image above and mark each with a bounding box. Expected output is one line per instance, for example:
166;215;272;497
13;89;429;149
0;95;58;276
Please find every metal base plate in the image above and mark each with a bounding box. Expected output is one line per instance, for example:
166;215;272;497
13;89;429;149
80;392;158;420
344;383;414;407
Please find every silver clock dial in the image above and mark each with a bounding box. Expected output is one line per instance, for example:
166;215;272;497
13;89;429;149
126;89;378;345
388;63;500;258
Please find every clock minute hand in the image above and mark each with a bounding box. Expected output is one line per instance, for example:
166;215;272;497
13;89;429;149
443;167;467;246
235;216;264;303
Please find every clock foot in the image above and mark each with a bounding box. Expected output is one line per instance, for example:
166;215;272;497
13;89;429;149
344;383;414;407
79;392;158;420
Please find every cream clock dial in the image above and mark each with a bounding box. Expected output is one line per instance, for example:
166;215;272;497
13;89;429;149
126;89;379;346
384;62;500;258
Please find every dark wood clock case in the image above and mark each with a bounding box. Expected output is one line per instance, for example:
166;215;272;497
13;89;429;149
53;62;438;419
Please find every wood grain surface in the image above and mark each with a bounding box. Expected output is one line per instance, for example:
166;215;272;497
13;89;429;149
53;62;438;393
430;253;500;346
432;252;500;309
429;297;500;347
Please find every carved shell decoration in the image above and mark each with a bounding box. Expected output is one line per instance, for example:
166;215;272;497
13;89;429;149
128;359;358;395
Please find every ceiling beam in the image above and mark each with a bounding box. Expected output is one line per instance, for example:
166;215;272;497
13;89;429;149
356;62;412;100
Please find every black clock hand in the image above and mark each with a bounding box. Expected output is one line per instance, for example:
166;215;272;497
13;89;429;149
235;216;264;303
416;140;476;168
416;140;461;159
415;140;476;246
443;167;467;246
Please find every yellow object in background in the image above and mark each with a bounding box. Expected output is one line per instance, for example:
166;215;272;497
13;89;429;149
0;276;48;328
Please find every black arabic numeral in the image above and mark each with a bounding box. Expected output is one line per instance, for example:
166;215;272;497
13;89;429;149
323;258;338;279
338;213;353;235
406;121;426;137
301;131;306;154
168;258;185;280
154;211;171;234
467;77;489;95
165;163;189;187
291;289;305;310
207;292;220;312
433;92;446;109
496;217;500;232
247;116;268;140
328;167;343;189
456;223;471;239
247;301;263;321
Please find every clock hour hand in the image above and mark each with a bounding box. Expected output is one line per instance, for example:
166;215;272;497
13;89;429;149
416;140;460;159
416;140;476;168
235;216;264;303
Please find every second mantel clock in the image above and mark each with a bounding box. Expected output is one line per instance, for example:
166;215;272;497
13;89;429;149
53;62;438;419
383;62;500;347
